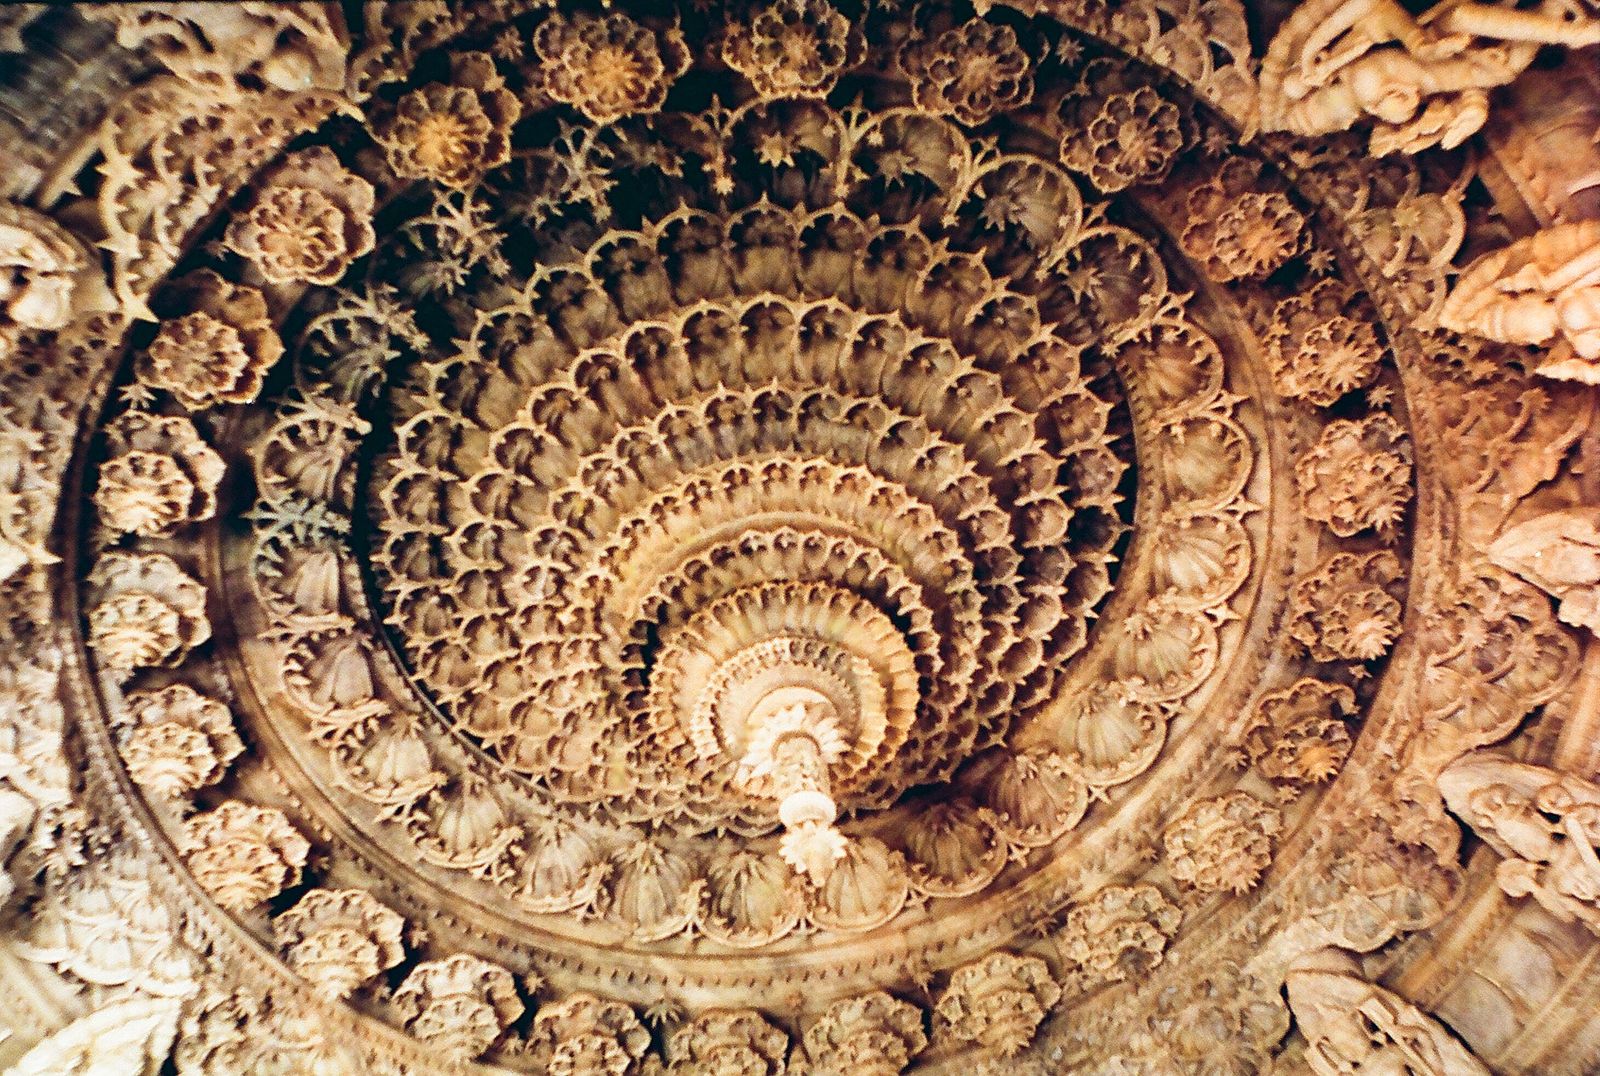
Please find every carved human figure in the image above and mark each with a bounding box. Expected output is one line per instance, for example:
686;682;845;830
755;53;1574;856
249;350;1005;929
1284;952;1489;1075
1439;220;1600;383
1262;0;1600;155
1440;753;1600;933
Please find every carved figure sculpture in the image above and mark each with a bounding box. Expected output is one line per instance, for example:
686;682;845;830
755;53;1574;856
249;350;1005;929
1438;220;1600;382
1485;506;1600;632
1284;956;1490;1075
0;202;92;361
1440;753;1600;933
1261;0;1600;155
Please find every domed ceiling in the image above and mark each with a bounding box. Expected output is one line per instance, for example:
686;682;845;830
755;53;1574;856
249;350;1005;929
3;1;1600;1073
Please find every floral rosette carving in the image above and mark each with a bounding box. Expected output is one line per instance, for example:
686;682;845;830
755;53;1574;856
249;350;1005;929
666;1008;789;1075
392;953;523;1062
224;147;376;285
1265;279;1384;406
1162;792;1282;895
94;410;224;538
30;7;1482;1066
1287;550;1405;663
375;51;519;189
181;800;310;912
1295;414;1413;538
722;0;862;101
531;12;688;125
1054;883;1182;994
137;270;283;409
272;887;406;999
1058;60;1186;193
86;552;211;678
934;952;1061;1058
803;992;927;1076
897;18;1035;126
1241;678;1357;790
1178;156;1305;282
528;992;651;1076
117;684;242;799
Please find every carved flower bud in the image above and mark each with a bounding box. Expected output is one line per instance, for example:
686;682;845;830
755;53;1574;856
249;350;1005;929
225;147;375;285
529;993;651;1076
87;552;211;677
120;684;242;799
935;951;1061;1057
903;799;1006;897
274;888;406;999
182;800;310;912
139;270;283;409
666;1008;789;1075
531;12;689;124
377;52;520;189
1162;792;1282;895
393;953;523;1061
95;411;224;537
803;992;927;1076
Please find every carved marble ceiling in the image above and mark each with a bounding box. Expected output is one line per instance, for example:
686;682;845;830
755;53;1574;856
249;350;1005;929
2;2;1600;1073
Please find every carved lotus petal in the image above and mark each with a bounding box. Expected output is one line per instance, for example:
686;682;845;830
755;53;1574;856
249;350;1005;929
607;840;698;940
903;799;1007;898
1111;600;1218;704
701;850;803;947
812;836;911;932
1052;686;1167;787
1148;510;1251;609
982;749;1088;848
1113;319;1223;415
516;816;604;912
1160;414;1251;507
